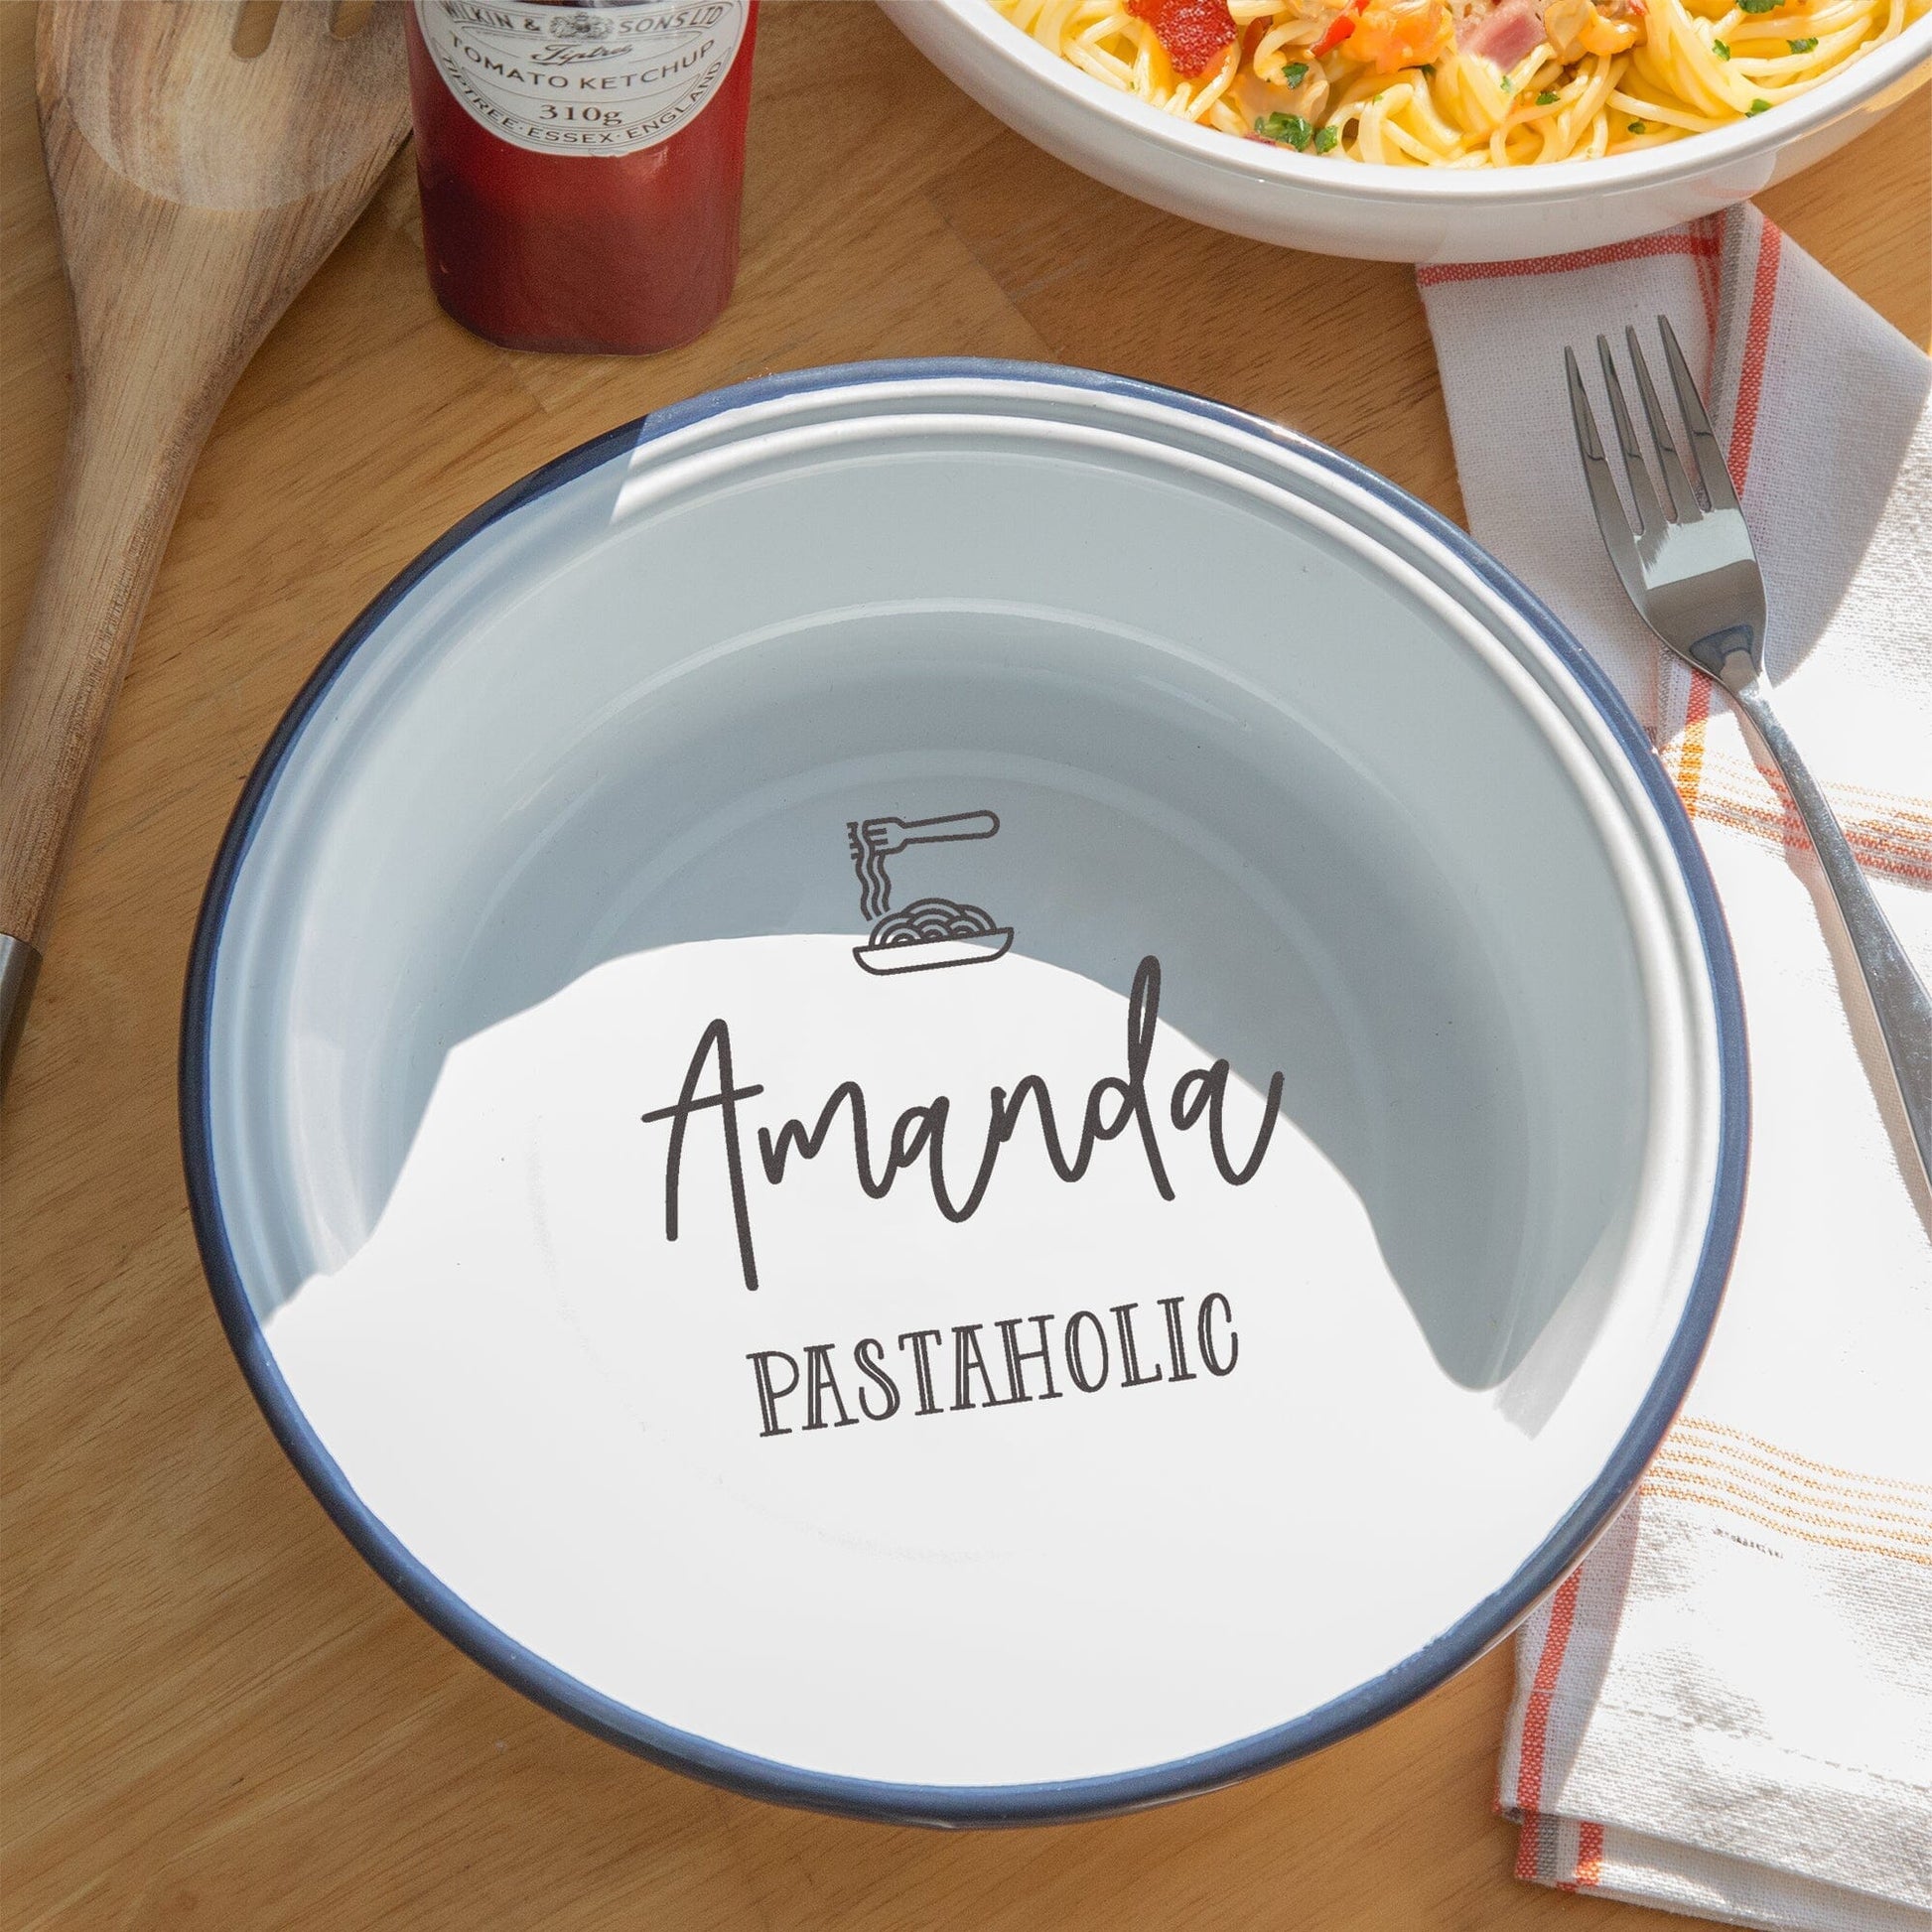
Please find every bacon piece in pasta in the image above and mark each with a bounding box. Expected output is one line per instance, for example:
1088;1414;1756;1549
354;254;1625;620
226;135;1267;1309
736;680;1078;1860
1459;0;1547;66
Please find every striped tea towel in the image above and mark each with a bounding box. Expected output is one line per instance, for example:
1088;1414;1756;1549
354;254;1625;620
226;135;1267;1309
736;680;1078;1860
1419;207;1932;1931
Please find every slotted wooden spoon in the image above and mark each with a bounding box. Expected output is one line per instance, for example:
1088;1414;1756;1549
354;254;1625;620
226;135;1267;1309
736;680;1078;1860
0;0;410;1091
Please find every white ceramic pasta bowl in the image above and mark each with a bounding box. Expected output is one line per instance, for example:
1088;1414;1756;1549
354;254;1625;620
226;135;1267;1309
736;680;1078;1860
887;0;1931;261
184;363;1745;1823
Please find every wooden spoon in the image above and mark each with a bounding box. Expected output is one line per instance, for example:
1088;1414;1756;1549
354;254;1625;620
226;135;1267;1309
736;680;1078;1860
0;0;410;1091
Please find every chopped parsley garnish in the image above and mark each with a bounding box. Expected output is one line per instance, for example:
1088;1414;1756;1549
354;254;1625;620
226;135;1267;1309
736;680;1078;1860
1737;0;1779;14
1500;74;1513;89
1536;88;1560;102
1748;95;1771;110
1257;111;1316;148
1627;117;1647;131
1284;60;1311;85
1419;61;1436;73
1787;34;1818;49
1713;37;1731;54
1315;123;1342;150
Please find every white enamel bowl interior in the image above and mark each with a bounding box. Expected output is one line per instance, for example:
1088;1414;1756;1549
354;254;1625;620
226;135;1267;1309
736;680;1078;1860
193;369;1734;1818
887;0;1930;262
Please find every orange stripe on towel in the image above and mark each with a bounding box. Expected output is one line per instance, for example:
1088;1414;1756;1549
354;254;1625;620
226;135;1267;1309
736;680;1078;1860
1638;1478;1932;1567
1673;1417;1932;1498
1651;1449;1932;1538
1675;221;1780;826
1674;674;1711;816
1514;1568;1582;1842
1676;787;1932;884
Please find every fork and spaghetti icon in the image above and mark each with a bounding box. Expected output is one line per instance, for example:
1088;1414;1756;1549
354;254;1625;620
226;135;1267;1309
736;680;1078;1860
845;809;1013;975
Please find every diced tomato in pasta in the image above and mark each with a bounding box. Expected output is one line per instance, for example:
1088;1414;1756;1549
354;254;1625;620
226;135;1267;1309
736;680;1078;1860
1314;0;1369;55
1344;0;1454;69
1128;0;1240;75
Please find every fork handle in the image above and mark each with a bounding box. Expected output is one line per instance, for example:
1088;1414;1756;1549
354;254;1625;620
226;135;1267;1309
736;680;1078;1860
1730;680;1932;1190
897;810;1001;844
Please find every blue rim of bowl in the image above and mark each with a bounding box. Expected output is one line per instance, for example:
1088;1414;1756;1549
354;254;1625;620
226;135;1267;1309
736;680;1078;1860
180;357;1748;1828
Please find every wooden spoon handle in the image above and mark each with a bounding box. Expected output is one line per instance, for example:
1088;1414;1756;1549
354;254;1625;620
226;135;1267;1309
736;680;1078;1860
0;358;224;1066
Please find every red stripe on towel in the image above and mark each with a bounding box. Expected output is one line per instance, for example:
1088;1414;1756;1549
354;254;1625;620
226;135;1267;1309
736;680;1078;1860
1727;220;1782;493
1693;215;1723;336
1671;214;1781;823
1675;217;1778;828
1418;232;1720;288
1576;1820;1606;1888
1515;1569;1583;1831
1515;1813;1541;1881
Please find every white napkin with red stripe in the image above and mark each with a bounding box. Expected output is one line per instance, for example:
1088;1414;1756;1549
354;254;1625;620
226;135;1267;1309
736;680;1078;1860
1418;207;1932;1931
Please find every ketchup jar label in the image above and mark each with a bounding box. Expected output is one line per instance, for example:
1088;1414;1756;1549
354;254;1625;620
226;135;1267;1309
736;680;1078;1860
406;0;759;355
413;1;750;158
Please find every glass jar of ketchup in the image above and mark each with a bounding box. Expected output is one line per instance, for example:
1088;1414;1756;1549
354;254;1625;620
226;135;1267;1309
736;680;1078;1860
405;1;759;354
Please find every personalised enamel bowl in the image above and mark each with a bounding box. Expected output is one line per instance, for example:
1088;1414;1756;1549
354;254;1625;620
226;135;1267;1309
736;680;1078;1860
184;362;1745;1825
888;0;1930;263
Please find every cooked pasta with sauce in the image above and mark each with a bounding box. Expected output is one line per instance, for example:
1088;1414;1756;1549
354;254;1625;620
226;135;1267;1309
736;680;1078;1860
990;0;1926;165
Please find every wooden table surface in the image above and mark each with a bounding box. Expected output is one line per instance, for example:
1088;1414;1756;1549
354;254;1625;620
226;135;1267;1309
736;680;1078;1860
3;4;1926;1924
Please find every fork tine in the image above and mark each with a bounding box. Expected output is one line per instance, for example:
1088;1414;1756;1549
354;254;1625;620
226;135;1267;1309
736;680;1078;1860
1625;326;1703;522
1596;335;1666;539
1566;346;1642;582
1658;315;1740;514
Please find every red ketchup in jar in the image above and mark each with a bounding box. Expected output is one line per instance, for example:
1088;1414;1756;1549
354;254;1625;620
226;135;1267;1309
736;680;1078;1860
405;0;759;354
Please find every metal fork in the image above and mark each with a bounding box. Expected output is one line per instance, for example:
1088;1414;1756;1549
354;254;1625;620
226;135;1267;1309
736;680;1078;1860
1567;317;1931;1190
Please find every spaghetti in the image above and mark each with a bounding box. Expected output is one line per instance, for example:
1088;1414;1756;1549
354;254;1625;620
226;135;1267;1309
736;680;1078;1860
991;0;1925;166
868;897;1004;945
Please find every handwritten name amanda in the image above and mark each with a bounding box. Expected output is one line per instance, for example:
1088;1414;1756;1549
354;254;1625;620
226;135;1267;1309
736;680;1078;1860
639;955;1287;1294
